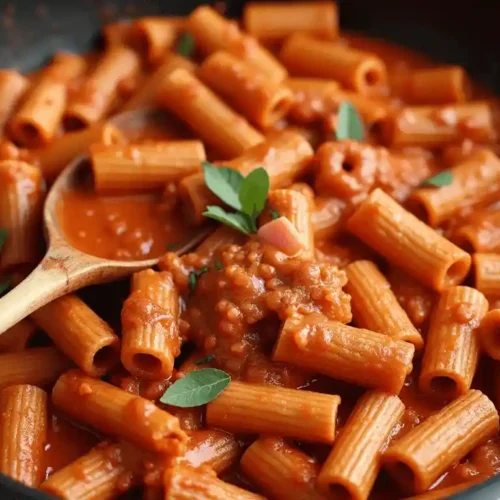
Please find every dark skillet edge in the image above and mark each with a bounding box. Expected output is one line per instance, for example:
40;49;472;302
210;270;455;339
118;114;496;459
1;0;500;499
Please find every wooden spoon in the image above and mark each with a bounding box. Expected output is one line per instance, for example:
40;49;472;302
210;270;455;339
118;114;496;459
0;110;209;334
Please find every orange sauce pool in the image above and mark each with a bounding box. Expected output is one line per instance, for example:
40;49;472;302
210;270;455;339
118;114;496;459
58;188;196;261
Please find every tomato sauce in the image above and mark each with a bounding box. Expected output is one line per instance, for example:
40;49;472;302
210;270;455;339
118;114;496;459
58;188;196;261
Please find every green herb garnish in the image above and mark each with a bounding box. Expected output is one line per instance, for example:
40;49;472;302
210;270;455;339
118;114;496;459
336;102;364;141
202;163;270;235
270;210;280;220
195;354;216;365
0;278;10;297
166;242;177;251
160;368;230;407
188;266;209;292
176;33;195;58
0;229;7;252
215;259;223;271
421;171;453;187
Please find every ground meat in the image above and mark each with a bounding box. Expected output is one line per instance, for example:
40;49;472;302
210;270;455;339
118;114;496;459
179;240;351;385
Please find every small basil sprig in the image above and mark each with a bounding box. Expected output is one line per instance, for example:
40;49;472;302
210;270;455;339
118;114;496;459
176;33;195;58
336;102;364;141
188;266;208;292
195;354;216;365
0;229;10;298
421;171;453;187
160;368;230;407
203;163;270;235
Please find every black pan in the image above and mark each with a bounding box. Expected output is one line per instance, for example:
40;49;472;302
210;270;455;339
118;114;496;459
1;0;499;498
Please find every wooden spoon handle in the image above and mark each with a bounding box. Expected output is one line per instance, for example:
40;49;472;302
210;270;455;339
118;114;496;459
0;255;77;335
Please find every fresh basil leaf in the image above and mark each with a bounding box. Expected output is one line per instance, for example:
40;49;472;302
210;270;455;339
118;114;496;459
160;368;230;407
203;206;253;235
421;171;453;187
188;271;197;292
239;168;270;220
176;33;195;58
336;102;364;141
194;354;216;365
203;163;244;211
0;229;7;253
214;259;223;271
270;210;280;220
0;279;10;297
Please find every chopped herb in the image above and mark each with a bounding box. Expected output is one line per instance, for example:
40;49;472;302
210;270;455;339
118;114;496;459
0;229;7;253
215;259;223;271
0;279;10;297
270;210;280;220
160;368;230;407
202;163;270;235
336;102;364;141
166;242;177;251
421;171;453;187
188;271;197;292
176;33;195;58
188;266;209;292
195;354;216;365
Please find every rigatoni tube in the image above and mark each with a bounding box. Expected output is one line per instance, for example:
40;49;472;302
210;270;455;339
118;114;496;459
383;102;493;148
41;441;137;499
52;369;187;453
317;391;405;500
411;150;500;227
165;463;265;500
64;46;141;129
187;5;287;83
198;51;294;128
31;293;120;377
0;70;29;133
273;313;414;394
347;188;471;291
0;385;47;487
478;309;500;360
37;121;126;181
0;347;71;390
206;380;340;443
158;69;264;159
243;1;338;43
123;53;196;111
241;437;328;500
383;390;498;494
345;260;423;348
92;140;205;193
121;270;180;380
473;253;500;297
419;286;488;399
280;34;387;94
10;53;87;147
0;160;44;271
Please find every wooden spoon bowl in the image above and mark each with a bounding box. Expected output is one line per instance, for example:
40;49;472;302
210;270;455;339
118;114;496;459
0;110;209;334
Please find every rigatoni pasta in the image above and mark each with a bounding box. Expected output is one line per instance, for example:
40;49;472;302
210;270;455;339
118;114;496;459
347;188;471;291
383;390;498;494
158;68;264;159
0;385;47;487
91;140;205;192
280;33;387;94
30;293;120;377
0;160;44;271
